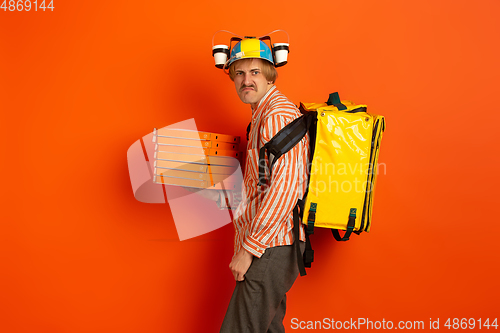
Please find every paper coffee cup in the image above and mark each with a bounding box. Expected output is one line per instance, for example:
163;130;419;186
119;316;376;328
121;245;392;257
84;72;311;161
273;43;289;67
212;45;230;68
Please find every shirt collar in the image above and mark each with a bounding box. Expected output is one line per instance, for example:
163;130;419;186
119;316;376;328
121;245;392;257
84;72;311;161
251;85;277;115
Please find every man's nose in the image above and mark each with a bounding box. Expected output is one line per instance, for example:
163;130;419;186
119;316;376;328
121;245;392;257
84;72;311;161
243;73;253;86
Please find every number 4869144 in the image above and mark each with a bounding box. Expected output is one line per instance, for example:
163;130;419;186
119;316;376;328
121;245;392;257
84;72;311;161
1;1;55;11
444;318;498;330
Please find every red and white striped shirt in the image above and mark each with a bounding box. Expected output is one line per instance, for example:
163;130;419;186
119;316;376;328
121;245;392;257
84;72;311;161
222;85;310;258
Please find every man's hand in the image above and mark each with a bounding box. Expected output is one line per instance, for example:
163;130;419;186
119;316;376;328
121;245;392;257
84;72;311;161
229;248;254;281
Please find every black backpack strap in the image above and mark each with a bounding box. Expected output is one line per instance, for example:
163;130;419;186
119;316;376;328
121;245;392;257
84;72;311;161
293;203;307;276
304;230;314;268
294;199;314;276
258;112;315;185
331;208;357;241
246;121;251;141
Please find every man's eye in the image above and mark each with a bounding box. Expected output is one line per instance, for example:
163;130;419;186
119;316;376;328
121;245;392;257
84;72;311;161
252;71;260;75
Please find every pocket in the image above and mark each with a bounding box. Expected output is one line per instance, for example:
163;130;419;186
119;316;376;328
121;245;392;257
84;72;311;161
244;249;271;284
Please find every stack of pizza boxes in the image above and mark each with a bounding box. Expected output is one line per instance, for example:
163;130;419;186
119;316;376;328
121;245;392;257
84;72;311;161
152;128;242;191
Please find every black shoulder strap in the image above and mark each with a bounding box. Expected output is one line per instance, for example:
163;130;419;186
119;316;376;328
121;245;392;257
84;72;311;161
258;112;316;185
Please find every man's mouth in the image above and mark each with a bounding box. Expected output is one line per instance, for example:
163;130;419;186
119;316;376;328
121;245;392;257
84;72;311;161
241;86;256;92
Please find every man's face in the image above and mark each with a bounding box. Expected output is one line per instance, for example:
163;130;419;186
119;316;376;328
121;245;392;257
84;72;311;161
233;58;273;109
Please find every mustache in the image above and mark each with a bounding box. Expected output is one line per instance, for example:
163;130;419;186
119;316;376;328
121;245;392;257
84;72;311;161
240;84;256;92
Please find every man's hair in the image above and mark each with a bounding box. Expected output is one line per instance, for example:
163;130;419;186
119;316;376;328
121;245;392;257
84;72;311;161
228;59;278;83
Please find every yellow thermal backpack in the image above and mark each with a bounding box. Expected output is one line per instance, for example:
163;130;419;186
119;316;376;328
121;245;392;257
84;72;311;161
258;92;386;275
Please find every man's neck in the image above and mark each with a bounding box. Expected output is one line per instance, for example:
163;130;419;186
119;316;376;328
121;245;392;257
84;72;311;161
251;84;275;111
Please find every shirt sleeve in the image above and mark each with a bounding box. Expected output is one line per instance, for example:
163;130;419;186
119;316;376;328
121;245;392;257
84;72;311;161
242;113;304;257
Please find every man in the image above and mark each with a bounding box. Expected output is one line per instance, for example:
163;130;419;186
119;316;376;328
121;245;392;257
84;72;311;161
217;38;310;333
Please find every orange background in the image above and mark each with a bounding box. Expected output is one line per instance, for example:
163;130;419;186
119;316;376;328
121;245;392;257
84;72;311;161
1;0;499;332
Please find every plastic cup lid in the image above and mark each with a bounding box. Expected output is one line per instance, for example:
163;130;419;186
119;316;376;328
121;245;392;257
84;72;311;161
213;44;229;50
